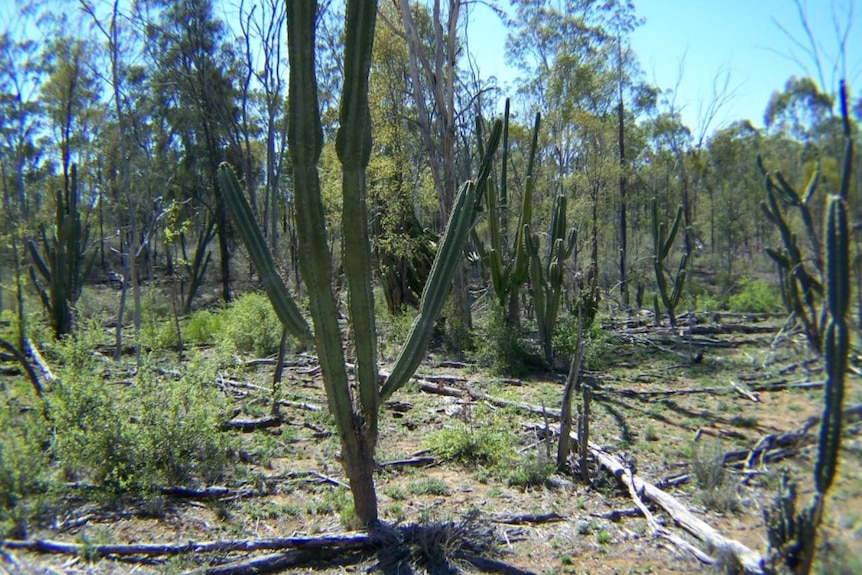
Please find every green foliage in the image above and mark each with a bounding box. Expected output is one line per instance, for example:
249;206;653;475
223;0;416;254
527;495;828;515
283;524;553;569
0;407;50;537
690;439;740;514
425;421;515;468
726;279;783;313
407;478;450;496
50;361;236;500
218;292;284;357
184;308;224;346
504;452;554;488
475;302;537;376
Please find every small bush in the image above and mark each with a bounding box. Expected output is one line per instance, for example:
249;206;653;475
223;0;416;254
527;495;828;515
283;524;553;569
505;453;554;488
726;279;783;313
475;305;535;376
218;292;283;357
184;309;223;346
407;478;450;496
690;439;740;513
0;409;50;537
51;360;236;500
425;422;514;468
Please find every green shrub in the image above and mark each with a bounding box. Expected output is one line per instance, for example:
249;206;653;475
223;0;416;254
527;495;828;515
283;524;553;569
185;309;223;346
425;422;514;468
218;292;283;357
505;453;554;488
50;361;236;500
726;279;783;313
475;305;537;376
0;408;50;537
139;292;178;350
690;439;740;513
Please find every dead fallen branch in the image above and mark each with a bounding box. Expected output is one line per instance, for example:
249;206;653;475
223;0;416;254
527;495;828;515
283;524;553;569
0;533;373;558
221;415;282;431
159;485;265;500
490;512;564;525
590;444;765;574
379;456;436;469
182;550;322;575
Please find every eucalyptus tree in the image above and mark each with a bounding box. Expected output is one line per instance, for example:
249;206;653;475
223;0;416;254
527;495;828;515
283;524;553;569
705;120;765;281
0;33;43;225
393;0;479;345
237;0;288;256
145;0;242;306
0;32;43;341
367;0;438;314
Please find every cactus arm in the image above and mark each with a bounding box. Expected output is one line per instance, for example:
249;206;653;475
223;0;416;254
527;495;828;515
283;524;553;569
803;161;821;205
662;206;683;260
381;181;477;399
816;195;849;493
27;239;51;283
500;99;510;207
336;0;379;433
218;165;312;342
381;121;500;402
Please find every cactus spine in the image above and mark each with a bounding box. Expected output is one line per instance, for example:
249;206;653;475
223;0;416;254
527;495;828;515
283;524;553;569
525;192;577;364
651;200;686;328
221;0;501;527
27;164;96;337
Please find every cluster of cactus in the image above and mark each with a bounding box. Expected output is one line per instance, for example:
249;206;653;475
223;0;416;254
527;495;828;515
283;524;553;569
27;164;96;338
220;0;501;527
651;200;687;328
525;192;577;364
759;159;824;352
472;102;541;326
762;81;852;575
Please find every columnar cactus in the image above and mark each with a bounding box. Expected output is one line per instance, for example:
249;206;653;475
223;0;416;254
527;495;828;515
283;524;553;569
220;0;501;527
759;160;823;352
27;164;96;337
525;192;577;364
763;80;852;575
473;104;541;326
651;200;686;328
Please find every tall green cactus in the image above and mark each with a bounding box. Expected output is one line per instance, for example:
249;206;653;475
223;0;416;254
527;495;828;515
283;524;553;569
651;200;687;328
759;159;823;352
525;193;577;364
473;104;541;326
27;164;96;338
220;0;501;527
763;81;852;575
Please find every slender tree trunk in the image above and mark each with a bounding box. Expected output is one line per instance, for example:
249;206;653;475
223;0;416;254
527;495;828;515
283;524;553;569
617;99;628;310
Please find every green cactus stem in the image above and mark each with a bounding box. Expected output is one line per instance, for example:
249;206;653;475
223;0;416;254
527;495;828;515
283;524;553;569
526;192;577;364
651;200;686;328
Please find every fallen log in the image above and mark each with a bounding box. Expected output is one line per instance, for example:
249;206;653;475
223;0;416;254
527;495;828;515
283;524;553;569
590;444;765;574
221;415;282;432
0;533;373;558
182;550;321;575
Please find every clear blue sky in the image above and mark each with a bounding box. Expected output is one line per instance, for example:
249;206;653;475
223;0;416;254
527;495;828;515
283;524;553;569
467;0;861;137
